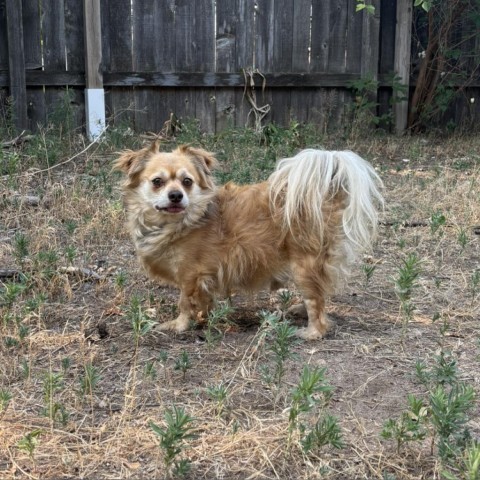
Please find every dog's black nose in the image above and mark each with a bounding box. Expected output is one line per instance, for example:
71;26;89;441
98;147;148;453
168;190;183;203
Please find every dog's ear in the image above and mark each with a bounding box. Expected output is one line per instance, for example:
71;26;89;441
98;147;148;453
180;145;218;174
113;141;160;177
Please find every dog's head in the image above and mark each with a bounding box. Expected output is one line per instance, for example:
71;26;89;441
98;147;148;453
114;142;218;216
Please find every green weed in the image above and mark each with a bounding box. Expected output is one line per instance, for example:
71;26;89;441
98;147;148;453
430;211;447;236
206;383;229;416
13;232;29;267
0;281;25;310
392;253;422;330
204;301;235;350
17;429;42;461
0;389;13;414
150;406;196;478
78;363;100;397
174;350;192;381
41;371;64;421
381;394;428;452
259;311;299;390
300;414;345;453
127;295;157;345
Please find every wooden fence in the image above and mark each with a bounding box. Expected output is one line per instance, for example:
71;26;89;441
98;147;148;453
0;0;478;136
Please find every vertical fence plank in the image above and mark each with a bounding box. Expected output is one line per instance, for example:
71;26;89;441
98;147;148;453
378;0;396;122
234;0;255;127
328;0;348;127
133;0;175;132
1;3;9;122
216;0;237;131
310;0;332;129
271;0;294;126
291;0;312;123
346;0;363;74
84;0;105;139
22;0;44;130
361;0;381;122
253;0;274;127
101;0;133;127
393;0;412;134
5;0;27;131
175;0;196;125
194;0;215;133
0;2;8;70
42;0;68;125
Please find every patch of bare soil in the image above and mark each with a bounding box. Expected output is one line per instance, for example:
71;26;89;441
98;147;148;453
1;137;479;479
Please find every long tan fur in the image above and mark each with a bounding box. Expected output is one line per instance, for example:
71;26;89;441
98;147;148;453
115;144;383;340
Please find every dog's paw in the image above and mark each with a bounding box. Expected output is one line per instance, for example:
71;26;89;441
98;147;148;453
157;314;191;333
295;326;324;341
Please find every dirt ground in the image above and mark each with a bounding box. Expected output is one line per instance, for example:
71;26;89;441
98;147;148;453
0;134;479;479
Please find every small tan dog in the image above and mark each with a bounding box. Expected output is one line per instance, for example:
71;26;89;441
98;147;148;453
114;142;383;340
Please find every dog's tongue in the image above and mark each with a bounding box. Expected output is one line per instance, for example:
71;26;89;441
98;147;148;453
165;206;184;213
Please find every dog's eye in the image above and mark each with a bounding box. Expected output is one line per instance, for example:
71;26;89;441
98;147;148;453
152;177;164;188
182;178;193;187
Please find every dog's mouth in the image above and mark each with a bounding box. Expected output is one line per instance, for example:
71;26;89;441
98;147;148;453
156;205;186;214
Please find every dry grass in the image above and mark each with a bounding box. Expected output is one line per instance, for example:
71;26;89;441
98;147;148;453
1;130;479;479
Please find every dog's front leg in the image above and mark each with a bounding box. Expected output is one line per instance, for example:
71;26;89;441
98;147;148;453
157;283;213;333
157;291;194;333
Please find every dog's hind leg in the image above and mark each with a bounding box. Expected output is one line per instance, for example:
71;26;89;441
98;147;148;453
291;255;335;340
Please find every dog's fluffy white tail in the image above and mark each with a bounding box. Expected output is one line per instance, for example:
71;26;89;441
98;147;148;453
269;149;384;253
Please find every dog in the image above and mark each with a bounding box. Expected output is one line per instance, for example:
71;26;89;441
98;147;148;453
114;142;383;340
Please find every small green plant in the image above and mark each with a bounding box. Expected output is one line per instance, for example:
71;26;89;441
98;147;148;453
25;293;46;313
78;363;100;397
144;360;157;380
61;356;72;373
457;229;468;252
0;281;26;309
159;350;169;380
300;414;345;453
392;253;421;330
115;270;128;290
381;394;428;452
17;429;42;461
362;263;377;287
287;366;342;454
127;295;157;345
174;350;192;381
13;232;29;267
19;358;30;379
470;270;480;305
64;245;77;265
266;317;299;390
35;249;59;279
64;219;78;235
278;289;295;311
430;211;447;236
204;301;235;350
42;371;64;421
18;323;29;341
288;366;333;434
429;383;475;461
383;347;477;470
150;406;196;478
442;441;480;480
0;389;13;413
4;336;19;348
206;383;228;416
356;0;375;14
